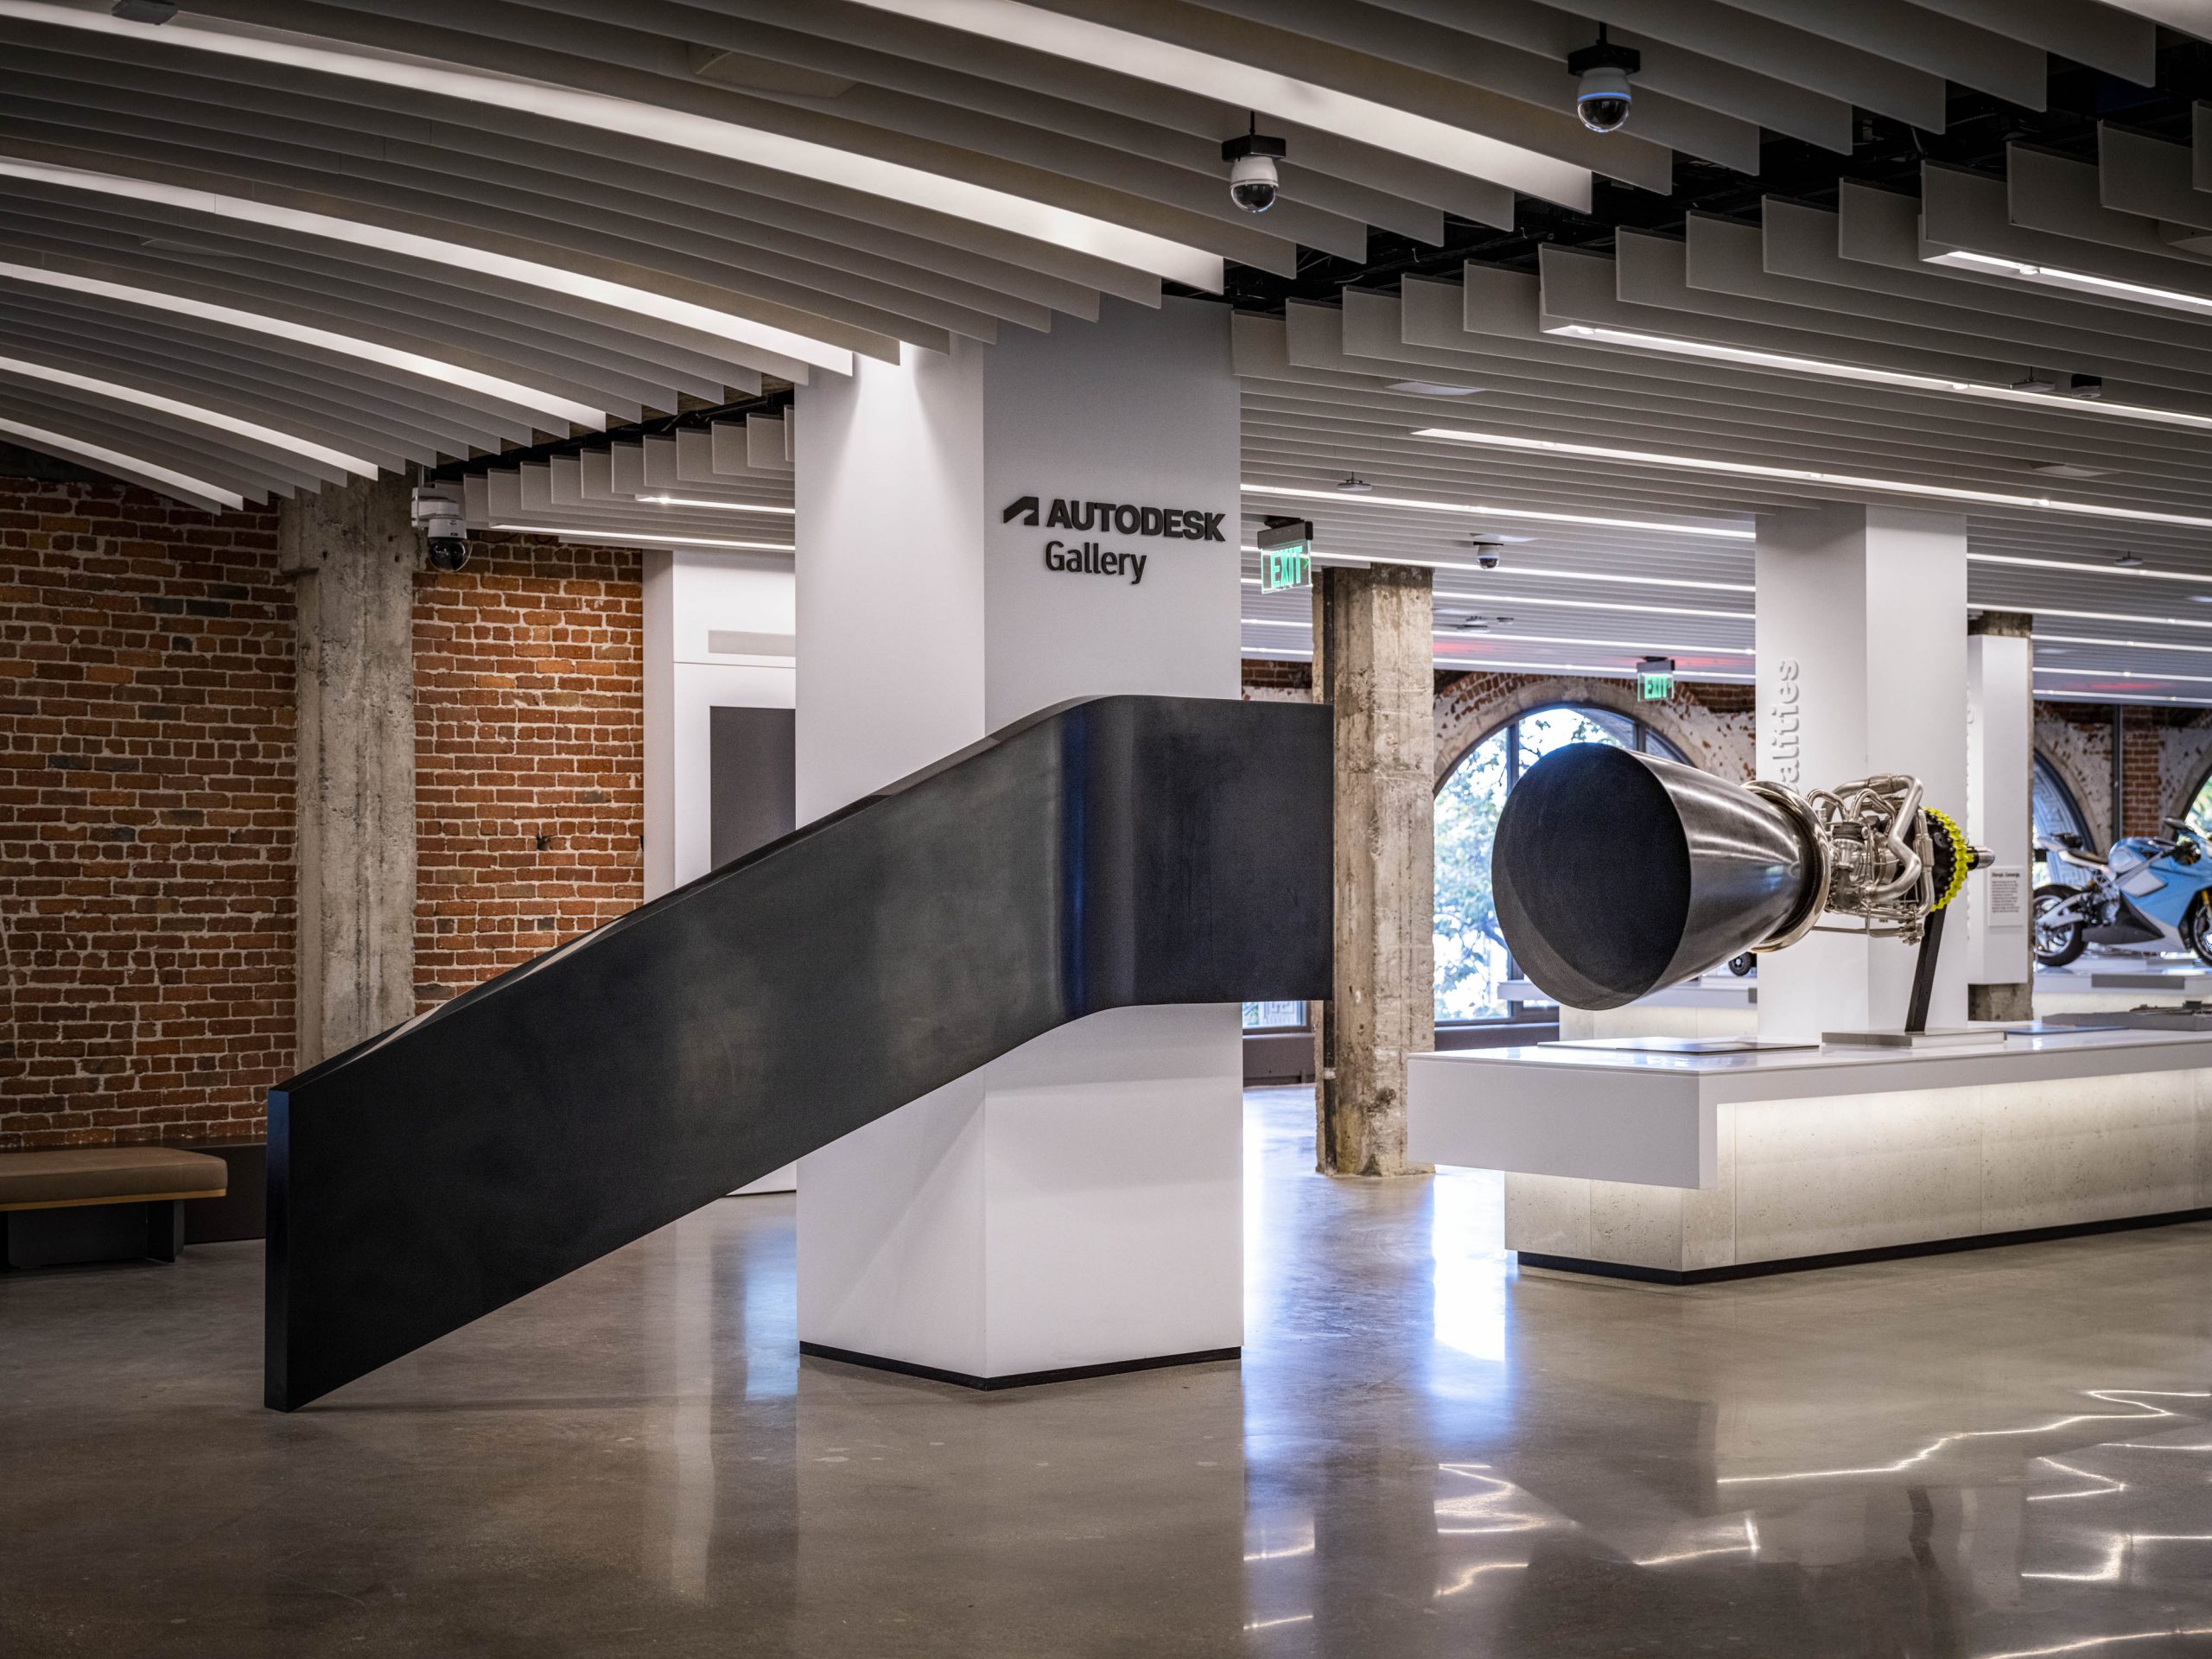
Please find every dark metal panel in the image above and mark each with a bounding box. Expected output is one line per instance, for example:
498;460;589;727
266;695;1332;1410
709;703;797;869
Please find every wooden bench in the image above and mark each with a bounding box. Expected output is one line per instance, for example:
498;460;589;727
0;1147;230;1269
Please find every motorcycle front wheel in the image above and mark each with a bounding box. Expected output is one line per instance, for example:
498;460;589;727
2032;884;2088;967
2187;896;2212;969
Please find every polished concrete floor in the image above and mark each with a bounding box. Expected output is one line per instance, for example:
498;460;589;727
6;1088;2212;1657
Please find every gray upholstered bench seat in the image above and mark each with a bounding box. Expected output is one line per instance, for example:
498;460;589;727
0;1147;229;1268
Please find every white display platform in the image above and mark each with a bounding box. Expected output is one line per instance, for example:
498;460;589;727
1408;1028;2212;1279
1502;974;1759;1043
2036;963;2212;1014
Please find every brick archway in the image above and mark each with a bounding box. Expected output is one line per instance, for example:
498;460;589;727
1433;672;1753;791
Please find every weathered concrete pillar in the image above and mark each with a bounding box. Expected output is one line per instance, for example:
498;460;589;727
1312;564;1435;1177
280;477;416;1066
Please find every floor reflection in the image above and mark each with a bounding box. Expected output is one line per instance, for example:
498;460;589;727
3;1085;2211;1656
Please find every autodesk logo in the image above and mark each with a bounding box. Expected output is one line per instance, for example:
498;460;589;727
1001;494;1227;541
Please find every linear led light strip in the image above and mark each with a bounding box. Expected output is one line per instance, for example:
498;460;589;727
1235;645;1758;683
1971;551;2212;588
493;523;793;550
1431;591;1749;621
1435;654;1756;683
839;0;1589;208
1413;427;2212;532
35;1;1218;290
2040;664;2212;684
1241;616;1753;658
0;412;239;509
2038;632;2212;657
0;258;601;427
0;350;375;474
1546;321;2212;435
1242;483;1752;540
1242;541;1503;576
633;494;795;515
1930;249;2212;321
0;156;852;375
2036;606;2212;632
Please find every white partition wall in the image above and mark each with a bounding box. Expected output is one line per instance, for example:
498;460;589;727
1756;505;1970;1041
642;549;796;902
791;298;1244;1384
1964;626;2034;996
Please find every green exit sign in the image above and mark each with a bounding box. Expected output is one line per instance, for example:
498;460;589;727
1637;656;1675;702
1260;546;1310;593
1257;518;1313;594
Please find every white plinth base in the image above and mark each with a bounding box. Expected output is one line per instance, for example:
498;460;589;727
796;1004;1243;1385
1411;1032;2212;1279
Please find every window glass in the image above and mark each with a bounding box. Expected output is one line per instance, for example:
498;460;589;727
1434;705;1676;1022
2033;754;2094;887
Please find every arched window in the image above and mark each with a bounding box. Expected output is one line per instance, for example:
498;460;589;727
2033;753;2095;888
1434;705;1688;1023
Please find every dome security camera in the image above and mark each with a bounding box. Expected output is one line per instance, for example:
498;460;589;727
1223;128;1287;214
1473;542;1503;569
411;484;471;571
1567;29;1640;134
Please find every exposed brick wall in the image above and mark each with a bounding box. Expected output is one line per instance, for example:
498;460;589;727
0;480;292;1151
1239;656;1312;700
412;536;644;1011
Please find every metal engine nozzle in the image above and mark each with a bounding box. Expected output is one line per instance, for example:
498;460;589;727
1493;746;1989;1011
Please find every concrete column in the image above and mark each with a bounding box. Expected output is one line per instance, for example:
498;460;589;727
1313;564;1435;1178
281;476;416;1066
1755;504;1969;1040
1966;612;2033;1021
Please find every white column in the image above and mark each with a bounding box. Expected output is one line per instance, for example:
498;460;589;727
1756;504;1969;1041
791;297;1244;1384
642;549;796;901
1965;619;2034;1012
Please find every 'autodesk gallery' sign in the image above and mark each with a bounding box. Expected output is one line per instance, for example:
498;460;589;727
1001;493;1228;586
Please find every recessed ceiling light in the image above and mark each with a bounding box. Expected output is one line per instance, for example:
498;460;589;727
2026;461;2112;480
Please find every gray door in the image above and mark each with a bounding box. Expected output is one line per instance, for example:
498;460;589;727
709;706;796;868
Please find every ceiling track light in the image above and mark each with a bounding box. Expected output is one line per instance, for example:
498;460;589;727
1335;474;1372;493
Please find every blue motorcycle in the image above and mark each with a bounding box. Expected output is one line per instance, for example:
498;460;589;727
2033;820;2212;967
